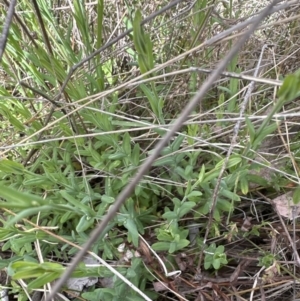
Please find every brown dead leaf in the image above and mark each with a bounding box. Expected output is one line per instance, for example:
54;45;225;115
241;216;253;232
153;281;168;292
175;254;187;271
262;261;280;284
272;191;300;220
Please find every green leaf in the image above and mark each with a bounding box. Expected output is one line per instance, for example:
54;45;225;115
60;190;94;215
171;135;185;152
11;261;38;270
170;239;189;253
216;93;224;121
202;169;221;183
293;187;300;205
151;242;170;251
169;241;177;253
162;211;177;220
157;229;173;241
28;272;61;289
253;123;278;149
133;10;154;75
278;71;300;102
213;209;221;221
245;116;255;143
219;189;240;202
185;165;193;177
60;211;75;223
204;260;212;270
131;143;140;166
216;245;225;253
174;166;189;180
240;177;249;194
76;215;95;233
133;10;145;54
186;191;202;199
206;242;216;253
0;159;24;174
144;34;154;70
216;155;241;169
212;259;221;270
198;165;205;183
123;132;132;155
140;84;159;116
177;202;196;218
0;185;47;208
153;156;174;167
124;218;139;247
23;175;51;187
217;199;233;212
101;195;115;204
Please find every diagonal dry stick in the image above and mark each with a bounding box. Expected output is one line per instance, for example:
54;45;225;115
45;1;283;300
0;0;17;62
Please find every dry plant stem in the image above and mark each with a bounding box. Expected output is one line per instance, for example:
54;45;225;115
2;0;38;47
250;266;265;301
292;206;297;301
198;2;282;271
19;81;65;110
31;0;53;56
4;110;300;151
0;0;16;62
44;1;283;300
244;44;270;100
190;67;282;87
126;66;282;87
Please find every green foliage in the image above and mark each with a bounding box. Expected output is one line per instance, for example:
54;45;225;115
133;10;154;76
9;261;64;289
258;252;276;268
293;187;300;205
204;243;228;270
82;258;156;301
152;222;190;253
0;0;300;299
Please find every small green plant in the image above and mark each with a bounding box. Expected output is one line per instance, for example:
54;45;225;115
204;243;228;270
258;252;276;268
152;222;190;253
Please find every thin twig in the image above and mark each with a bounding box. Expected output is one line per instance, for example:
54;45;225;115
0;0;17;62
2;0;38;48
190;66;282;86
